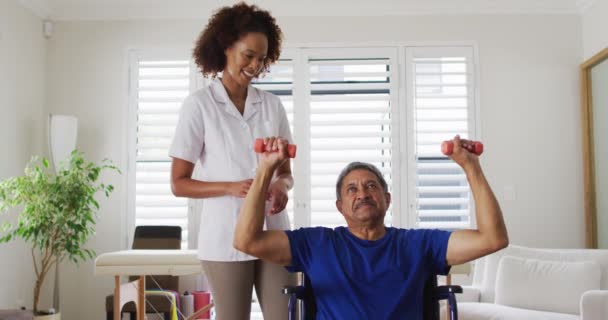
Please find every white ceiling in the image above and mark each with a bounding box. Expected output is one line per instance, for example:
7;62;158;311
18;0;597;21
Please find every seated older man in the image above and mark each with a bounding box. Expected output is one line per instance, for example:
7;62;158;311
234;136;508;320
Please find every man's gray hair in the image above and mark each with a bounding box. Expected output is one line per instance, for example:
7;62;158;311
335;162;388;200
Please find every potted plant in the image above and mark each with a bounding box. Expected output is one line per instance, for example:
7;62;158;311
0;150;119;318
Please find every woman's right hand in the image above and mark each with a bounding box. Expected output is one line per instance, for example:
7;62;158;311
228;179;254;198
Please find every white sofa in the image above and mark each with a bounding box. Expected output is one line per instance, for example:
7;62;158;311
447;245;608;320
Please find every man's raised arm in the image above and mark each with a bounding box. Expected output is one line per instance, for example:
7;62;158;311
233;138;293;266
445;136;509;266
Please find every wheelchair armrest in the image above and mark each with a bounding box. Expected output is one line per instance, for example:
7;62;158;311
435;285;462;320
435;285;463;296
283;285;305;296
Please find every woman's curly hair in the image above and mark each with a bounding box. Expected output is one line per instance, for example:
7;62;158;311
193;2;283;78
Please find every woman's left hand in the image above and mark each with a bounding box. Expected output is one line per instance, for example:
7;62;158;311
267;180;289;215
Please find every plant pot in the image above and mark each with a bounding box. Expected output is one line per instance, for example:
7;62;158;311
33;312;60;320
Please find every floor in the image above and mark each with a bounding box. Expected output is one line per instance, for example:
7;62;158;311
0;310;33;320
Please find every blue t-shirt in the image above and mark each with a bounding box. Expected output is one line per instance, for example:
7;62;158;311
284;226;452;320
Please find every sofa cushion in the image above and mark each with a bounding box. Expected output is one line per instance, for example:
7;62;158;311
476;245;608;303
449;302;579;320
495;256;600;315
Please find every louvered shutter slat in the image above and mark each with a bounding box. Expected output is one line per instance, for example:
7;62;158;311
418;221;470;229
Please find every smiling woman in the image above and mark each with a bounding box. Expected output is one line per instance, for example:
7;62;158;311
168;3;296;320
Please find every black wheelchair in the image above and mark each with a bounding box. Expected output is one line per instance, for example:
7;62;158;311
283;274;462;320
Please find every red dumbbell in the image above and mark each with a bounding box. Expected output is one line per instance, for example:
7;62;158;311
441;140;484;156
254;138;297;158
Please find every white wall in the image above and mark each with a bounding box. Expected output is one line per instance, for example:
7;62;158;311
0;0;47;310
582;0;608;60
42;14;584;319
45;20;203;320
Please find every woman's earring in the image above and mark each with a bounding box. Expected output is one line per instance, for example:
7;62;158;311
258;65;271;79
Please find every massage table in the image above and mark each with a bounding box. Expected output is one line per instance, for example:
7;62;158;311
95;249;212;320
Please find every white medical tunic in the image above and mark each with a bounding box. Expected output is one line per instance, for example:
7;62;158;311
169;78;293;261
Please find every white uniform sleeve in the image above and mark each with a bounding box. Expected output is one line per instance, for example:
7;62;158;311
277;99;294;143
169;95;204;164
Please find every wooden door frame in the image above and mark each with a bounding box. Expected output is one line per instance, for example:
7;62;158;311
581;47;608;248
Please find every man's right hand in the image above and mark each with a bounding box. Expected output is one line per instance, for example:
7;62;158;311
258;137;290;171
228;179;253;198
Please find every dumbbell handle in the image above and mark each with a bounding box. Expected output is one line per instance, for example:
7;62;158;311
442;140;484;156
254;138;297;158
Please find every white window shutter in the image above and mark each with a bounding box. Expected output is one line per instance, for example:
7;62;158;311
410;47;477;230
305;49;398;228
134;59;191;247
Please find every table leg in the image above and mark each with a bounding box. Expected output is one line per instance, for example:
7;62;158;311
137;276;145;320
114;276;120;320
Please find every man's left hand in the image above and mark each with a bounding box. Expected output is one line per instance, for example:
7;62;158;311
447;135;480;173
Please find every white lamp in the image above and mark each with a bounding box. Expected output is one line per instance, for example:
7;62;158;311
48;114;78;173
47;114;78;313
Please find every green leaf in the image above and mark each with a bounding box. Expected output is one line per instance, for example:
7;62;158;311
0;234;12;243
